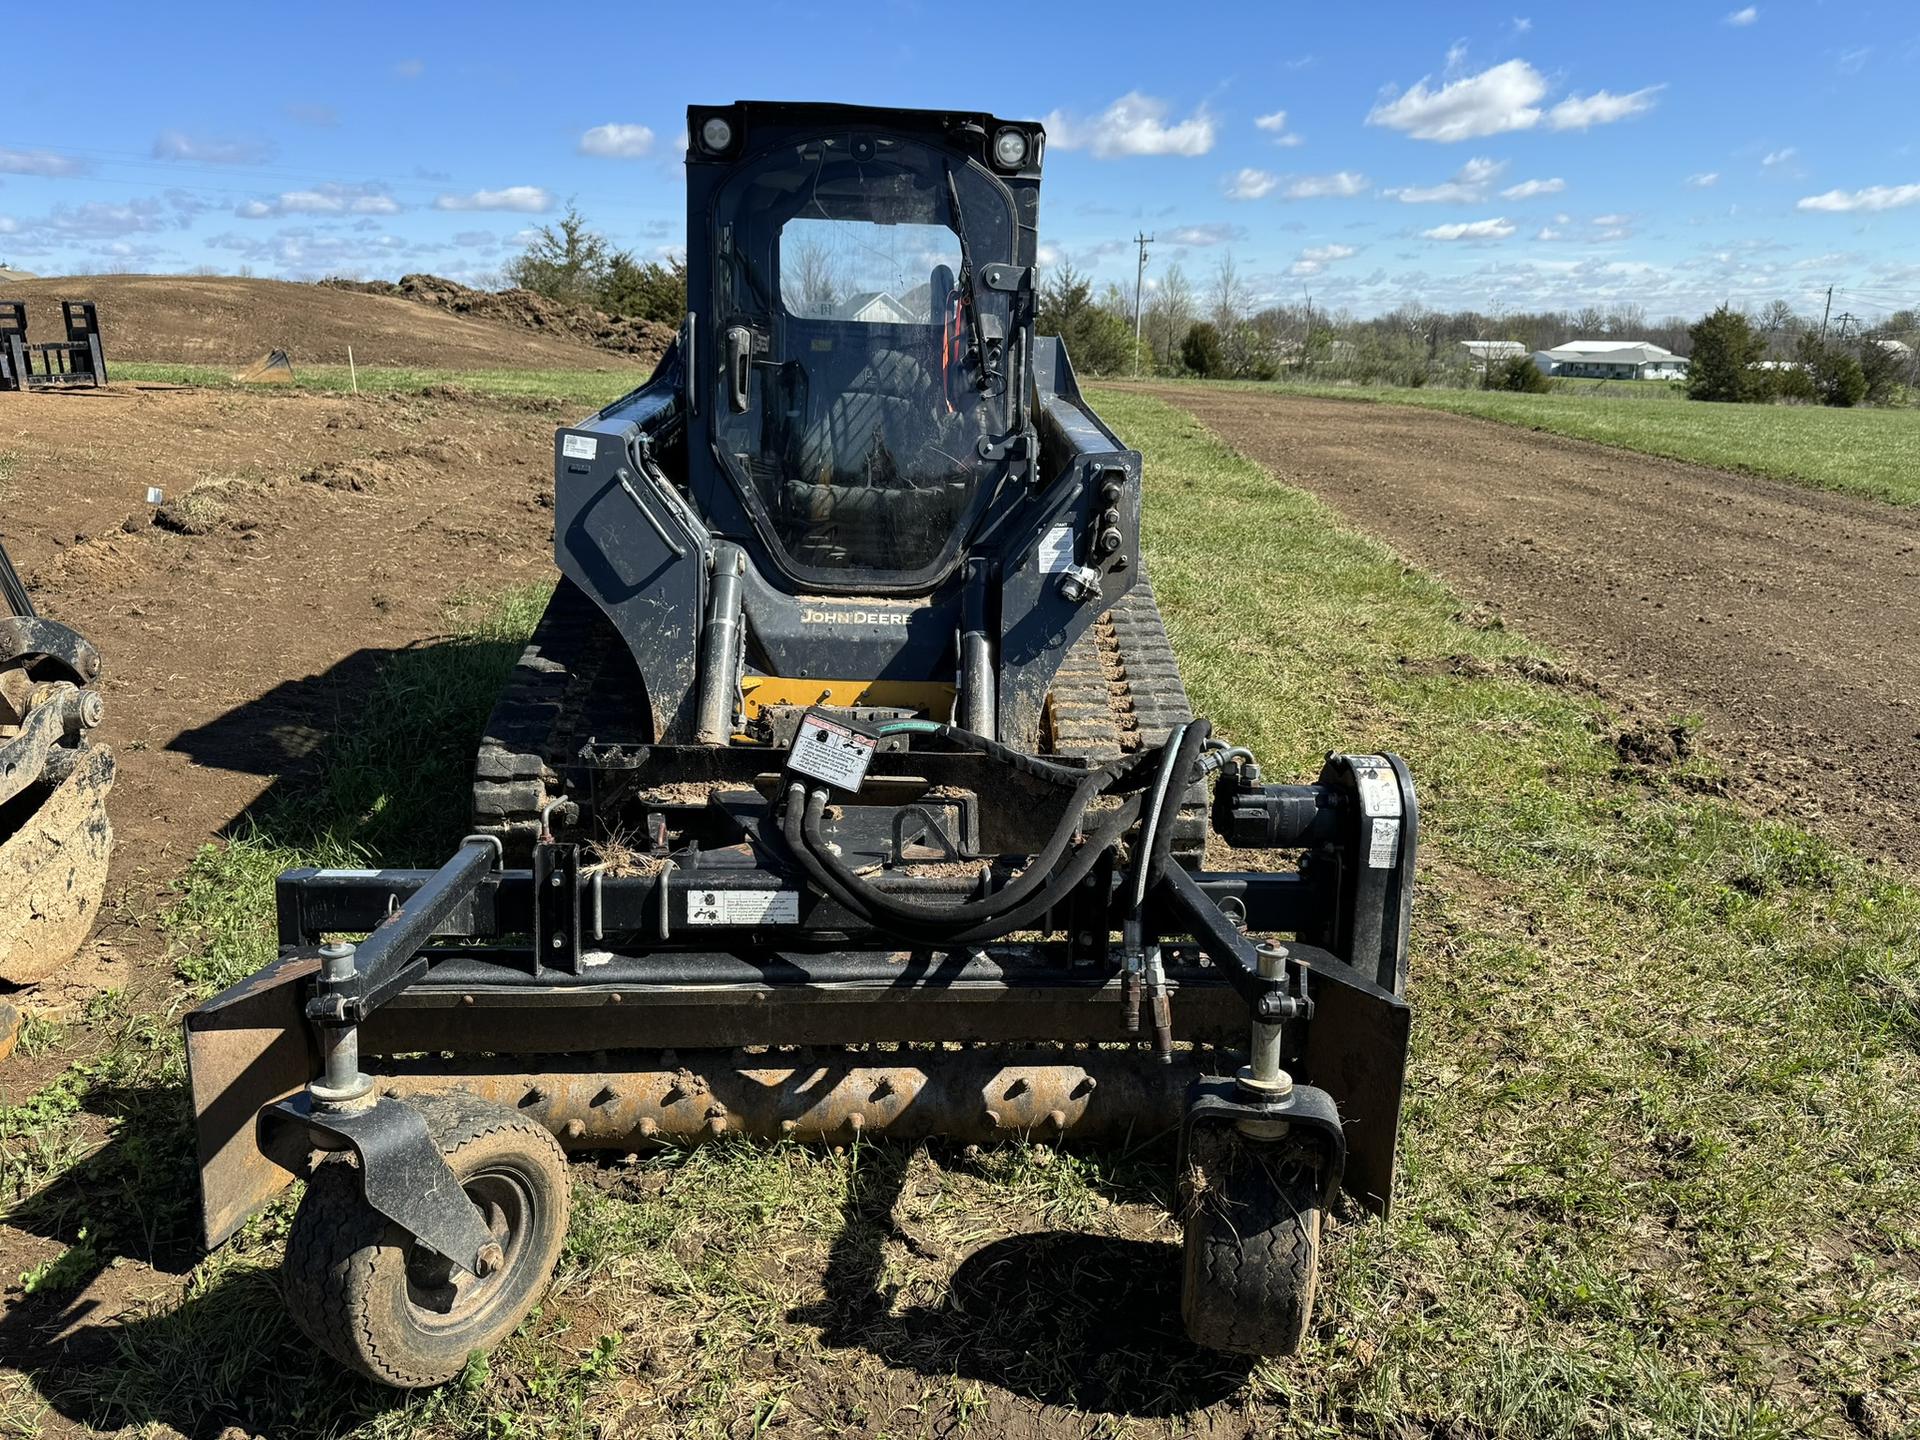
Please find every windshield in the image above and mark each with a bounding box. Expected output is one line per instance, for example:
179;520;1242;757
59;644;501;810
713;134;1015;585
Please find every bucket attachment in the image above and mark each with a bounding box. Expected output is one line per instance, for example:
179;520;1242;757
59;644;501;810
0;542;114;988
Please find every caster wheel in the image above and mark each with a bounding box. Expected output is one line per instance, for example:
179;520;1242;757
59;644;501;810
282;1091;571;1388
1178;1124;1327;1356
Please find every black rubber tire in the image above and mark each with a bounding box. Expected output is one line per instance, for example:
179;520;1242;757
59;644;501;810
1178;1124;1326;1356
281;1091;572;1388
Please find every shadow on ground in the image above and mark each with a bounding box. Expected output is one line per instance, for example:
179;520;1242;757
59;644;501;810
792;1144;1252;1419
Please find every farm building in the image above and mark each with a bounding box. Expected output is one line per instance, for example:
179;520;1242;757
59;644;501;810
1459;340;1528;363
1532;340;1689;380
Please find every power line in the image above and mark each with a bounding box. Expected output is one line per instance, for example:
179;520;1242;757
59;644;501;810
1131;232;1152;377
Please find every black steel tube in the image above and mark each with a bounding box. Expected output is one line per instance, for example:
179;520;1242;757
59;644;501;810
310;838;499;1022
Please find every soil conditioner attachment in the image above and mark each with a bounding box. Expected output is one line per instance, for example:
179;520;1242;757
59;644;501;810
184;101;1416;1386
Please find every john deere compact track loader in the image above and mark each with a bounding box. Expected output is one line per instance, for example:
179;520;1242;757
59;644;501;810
185;102;1415;1386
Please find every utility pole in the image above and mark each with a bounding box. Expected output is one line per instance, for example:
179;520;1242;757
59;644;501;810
1131;231;1153;376
1819;284;1834;340
1834;312;1860;341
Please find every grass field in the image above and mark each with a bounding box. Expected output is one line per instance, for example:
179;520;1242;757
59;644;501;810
1169;377;1920;506
113;361;648;409
3;392;1916;1438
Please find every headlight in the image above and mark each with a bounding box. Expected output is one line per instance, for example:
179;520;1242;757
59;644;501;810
700;117;734;153
992;129;1028;169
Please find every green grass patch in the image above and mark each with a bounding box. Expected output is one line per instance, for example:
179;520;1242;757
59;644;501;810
113;361;648;409
1090;385;1920;1436
1162;376;1920;506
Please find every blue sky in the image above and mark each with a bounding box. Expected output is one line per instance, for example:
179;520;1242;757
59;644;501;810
3;0;1917;321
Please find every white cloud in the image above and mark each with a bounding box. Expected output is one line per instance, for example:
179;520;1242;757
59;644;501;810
1590;213;1632;226
1686;171;1721;188
1366;59;1548;141
1725;6;1758;24
1253;109;1304;147
1043;93;1215;158
1165;223;1246;246
1286;171;1371;199
433;186;554;213
1501;177;1565;198
1421;217;1516;240
0;147;87;177
1535;226;1561;240
236;182;400;218
1796;184;1920;213
1290;243;1356;277
1035;243;1062;268
1761;148;1797;169
1547;86;1663;130
579;123;655;159
152;131;273;165
1386;156;1506;203
1510;16;1533;33
1224;167;1280;200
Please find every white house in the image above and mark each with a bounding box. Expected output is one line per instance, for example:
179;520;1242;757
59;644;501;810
837;291;917;324
1531;340;1689;381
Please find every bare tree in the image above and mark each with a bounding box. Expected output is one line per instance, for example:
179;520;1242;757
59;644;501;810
791;236;845;319
1210;251;1252;330
1147;263;1195;366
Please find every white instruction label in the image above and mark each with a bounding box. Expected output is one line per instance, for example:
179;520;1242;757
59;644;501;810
1351;756;1403;818
562;434;598;460
787;713;878;790
686;888;800;926
1367;816;1401;870
1038;524;1076;573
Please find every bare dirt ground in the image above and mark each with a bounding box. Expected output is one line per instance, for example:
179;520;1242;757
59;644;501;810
6;275;632;369
0;382;562;1059
1138;385;1920;870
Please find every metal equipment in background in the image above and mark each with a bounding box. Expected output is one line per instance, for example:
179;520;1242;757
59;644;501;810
0;300;109;392
184;101;1418;1387
0;535;115;989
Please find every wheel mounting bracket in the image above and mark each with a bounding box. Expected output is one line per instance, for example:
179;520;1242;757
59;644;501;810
1178;1077;1347;1204
260;1093;498;1277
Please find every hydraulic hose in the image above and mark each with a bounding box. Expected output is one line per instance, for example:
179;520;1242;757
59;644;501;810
795;783;1151;947
784;721;1203;947
1131;718;1211;913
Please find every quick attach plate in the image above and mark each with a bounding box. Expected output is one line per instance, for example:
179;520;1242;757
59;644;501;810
786;708;880;792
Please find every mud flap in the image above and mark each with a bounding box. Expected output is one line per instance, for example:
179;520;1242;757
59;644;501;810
184;954;319;1248
0;745;114;986
1302;954;1411;1219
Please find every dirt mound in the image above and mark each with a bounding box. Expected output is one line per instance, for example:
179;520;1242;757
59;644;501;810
325;274;675;362
1;274;637;372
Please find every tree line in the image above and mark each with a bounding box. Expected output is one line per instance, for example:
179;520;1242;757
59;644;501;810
1037;250;1917;405
499;216;1915;405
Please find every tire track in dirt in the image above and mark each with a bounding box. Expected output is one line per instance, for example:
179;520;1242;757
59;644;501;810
1136;385;1920;869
